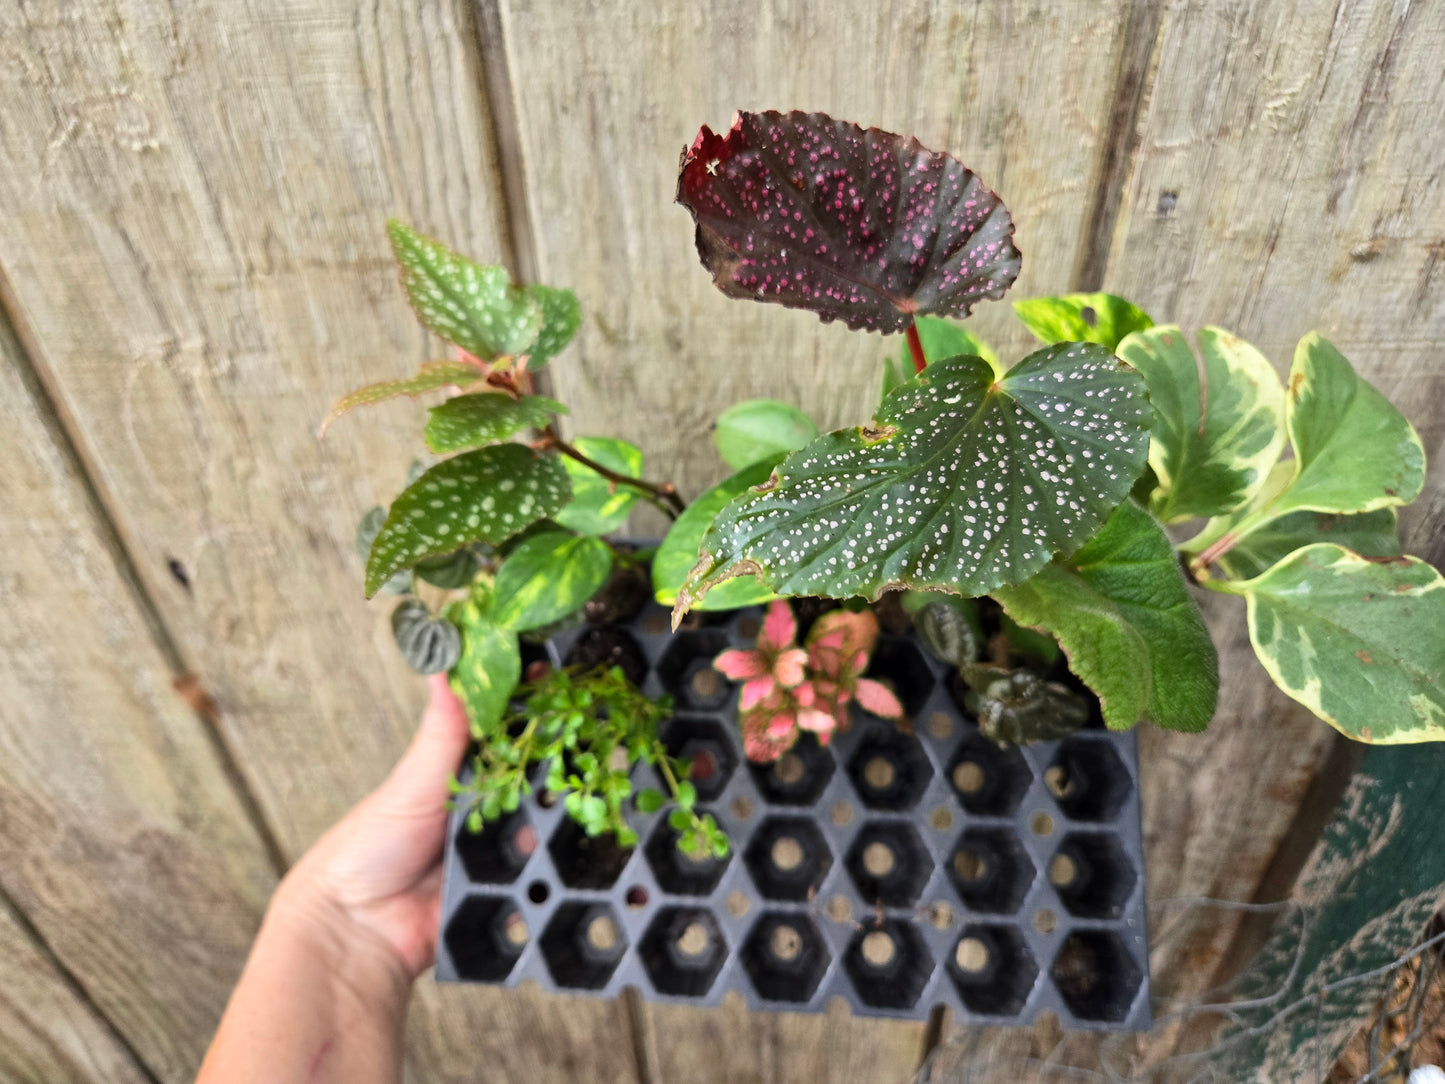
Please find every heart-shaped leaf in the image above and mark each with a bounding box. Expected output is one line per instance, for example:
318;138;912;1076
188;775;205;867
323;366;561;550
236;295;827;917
391;599;463;674
714;399;819;470
322;359;484;434
1221;545;1445;742
1014;292;1154;352
1271;332;1425;517
554;437;644;536
675;343;1151;619
653;459;782;611
365;444;570;596
527;285;581;369
446;584;521;736
1117;326;1286;523
992;501;1218;731
388;220;542;359
493;531;614;631
424;393;566;453
1213;507;1400;581
413;548;480;589
677;110;1021;333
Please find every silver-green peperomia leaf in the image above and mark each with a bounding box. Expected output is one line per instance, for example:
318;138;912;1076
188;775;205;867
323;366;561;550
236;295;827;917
992;501;1218;731
391;599;463;674
1214;507;1400;581
388;221;542;359
365;444;570;596
492;531;613;631
653;459;780;611
913;600;980;668
1221;545;1445;743
1013;292;1154;352
554;437;643;536
960;664;1091;744
525;285;581;369
446;583;521;737
424;393;566;453
713;399;819;471
674;344;1152;621
413;548;480;590
322;360;484;434
1116;326;1285;523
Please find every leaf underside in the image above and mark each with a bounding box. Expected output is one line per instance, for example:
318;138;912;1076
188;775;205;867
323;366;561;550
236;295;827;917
677;110;1021;333
676;343;1151;617
424;393;566;453
1239;545;1445;743
322;360;484;433
365;444;570;596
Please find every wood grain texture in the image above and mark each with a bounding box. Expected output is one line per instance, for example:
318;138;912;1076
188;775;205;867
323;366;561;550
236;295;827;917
0;2;634;1081
0;895;152;1084
0;307;275;1081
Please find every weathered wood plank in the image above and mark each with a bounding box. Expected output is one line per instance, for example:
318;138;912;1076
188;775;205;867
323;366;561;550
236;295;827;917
0;2;637;1080
0;303;275;1080
0;895;152;1084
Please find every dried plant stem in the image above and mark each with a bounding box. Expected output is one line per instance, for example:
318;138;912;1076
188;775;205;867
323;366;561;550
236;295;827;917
541;428;685;517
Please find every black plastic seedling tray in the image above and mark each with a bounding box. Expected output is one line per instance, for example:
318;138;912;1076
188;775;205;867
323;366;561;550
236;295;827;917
435;601;1150;1030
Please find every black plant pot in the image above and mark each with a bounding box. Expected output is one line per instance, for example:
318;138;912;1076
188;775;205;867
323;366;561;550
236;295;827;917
435;599;1150;1029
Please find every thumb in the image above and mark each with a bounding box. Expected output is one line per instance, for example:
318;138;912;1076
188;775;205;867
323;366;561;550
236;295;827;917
375;674;472;816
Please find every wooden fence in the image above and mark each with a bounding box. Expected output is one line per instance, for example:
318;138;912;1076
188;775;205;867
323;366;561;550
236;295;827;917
0;0;1441;1080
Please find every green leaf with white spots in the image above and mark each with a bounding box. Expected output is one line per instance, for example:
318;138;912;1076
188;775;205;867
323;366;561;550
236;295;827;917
1214;508;1400;580
1116;326;1286;523
388;221;542;359
492;531;613;631
653;459;781;611
526;286;581;369
992;501;1217;731
1013;292;1154;352
322;360;484;434
364;444;570;596
446;584;521;736
1269;333;1425;517
424;393;566;453
1223;545;1445;743
714;399;819;470
675;343;1152;618
554;437;644;536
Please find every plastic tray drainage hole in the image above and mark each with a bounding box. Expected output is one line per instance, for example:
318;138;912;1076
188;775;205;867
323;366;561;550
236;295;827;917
626;886;649;909
1031;811;1055;837
528;880;550;904
677;921;712;958
955;936;990;974
953;848;989;882
952;760;986;795
726;890;750;917
831;800;854;826
930;806;953;831
1049;853;1078;888
775;752;806;785
771;835;805;872
1044;765;1076;800
503;912;530;947
863;756;895;791
861;930;896;968
769;924;804;962
1033;908;1057;935
928;711;954;740
587;915;620;952
827;895;852;923
862;841;896;878
929;901;954;929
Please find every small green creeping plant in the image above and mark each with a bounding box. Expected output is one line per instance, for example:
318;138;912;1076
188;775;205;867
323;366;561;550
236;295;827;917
330;110;1443;851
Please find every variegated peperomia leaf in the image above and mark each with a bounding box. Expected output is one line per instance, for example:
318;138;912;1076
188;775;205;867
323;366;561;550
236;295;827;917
1220;545;1445;743
1014;292;1154;352
388;221;542;359
526;285;581;369
322;359;484;434
992;501;1218;732
674;343;1151;621
677;110;1020;333
365;444;570;596
492;531;613;631
424;392;566;453
1213;507;1400;581
446;582;521;737
1116;326;1286;523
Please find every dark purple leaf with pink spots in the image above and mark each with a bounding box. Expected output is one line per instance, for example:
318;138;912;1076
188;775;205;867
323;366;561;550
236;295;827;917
677;111;1022;333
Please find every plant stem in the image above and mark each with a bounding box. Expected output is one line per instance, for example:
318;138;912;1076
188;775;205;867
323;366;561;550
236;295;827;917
906;321;927;374
1190;531;1239;575
541;428;686;517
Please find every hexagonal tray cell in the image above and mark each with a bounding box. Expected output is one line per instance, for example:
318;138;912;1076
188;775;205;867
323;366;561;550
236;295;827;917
947;924;1039;1016
741;912;830;1003
845;821;932;908
1050;833;1137;920
646;816;732;896
548;819;634;889
562;626;648;687
947;828;1035;914
641;907;728;997
744;816;833;902
862;636;936;716
455;810;537;884
444;895;529;982
541;902;629;990
1045;738;1134;823
660;716;737;802
748;733;835;805
847;725;933;812
656;629;733;711
946;733;1032;816
1050;931;1143;1023
844;919;934;1010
